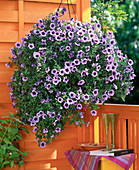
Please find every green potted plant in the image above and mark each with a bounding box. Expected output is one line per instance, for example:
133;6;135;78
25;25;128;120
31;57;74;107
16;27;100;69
0;110;29;169
6;6;135;148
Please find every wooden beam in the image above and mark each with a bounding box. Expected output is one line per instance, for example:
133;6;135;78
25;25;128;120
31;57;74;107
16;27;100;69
18;0;24;41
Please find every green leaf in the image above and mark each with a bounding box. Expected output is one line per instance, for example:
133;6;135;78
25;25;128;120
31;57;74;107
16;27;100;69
19;126;30;134
10;161;14;168
22;152;28;157
2;160;10;166
8;127;19;136
0;119;8;124
4;138;12;144
1;116;9;118
0;155;3;163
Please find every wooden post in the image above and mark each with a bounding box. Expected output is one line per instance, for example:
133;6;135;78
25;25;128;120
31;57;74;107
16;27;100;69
18;0;24;41
80;0;91;22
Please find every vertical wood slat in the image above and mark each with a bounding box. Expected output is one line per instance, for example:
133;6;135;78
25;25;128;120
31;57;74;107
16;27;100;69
18;0;24;40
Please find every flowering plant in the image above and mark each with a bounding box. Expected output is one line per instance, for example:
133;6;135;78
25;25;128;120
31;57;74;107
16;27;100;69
7;7;135;147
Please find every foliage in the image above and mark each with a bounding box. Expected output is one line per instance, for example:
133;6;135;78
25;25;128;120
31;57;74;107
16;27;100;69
91;0;128;33
7;7;135;147
114;0;139;104
0;112;29;169
91;0;139;104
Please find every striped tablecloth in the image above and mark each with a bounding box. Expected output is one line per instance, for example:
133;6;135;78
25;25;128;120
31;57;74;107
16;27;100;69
65;150;136;170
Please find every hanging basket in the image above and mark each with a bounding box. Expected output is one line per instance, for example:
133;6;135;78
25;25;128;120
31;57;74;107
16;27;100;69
7;6;135;147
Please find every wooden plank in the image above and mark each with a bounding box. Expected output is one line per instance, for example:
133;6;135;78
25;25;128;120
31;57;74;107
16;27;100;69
22;127;77;142
0;71;13;83
18;0;25;39
0;83;11;103
25;158;70;170
0;1;18;11
0;63;14;71
0;23;18;31
25;148;69;161
80;0;91;22
0;31;18;42
24;0;77;4
24;139;76;151
0;11;18;22
0;42;15;51
0;103;15;116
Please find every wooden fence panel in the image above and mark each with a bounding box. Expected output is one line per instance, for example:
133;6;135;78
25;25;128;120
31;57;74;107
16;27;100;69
97;104;139;170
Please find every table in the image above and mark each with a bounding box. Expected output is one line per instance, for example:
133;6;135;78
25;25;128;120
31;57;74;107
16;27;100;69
65;150;136;170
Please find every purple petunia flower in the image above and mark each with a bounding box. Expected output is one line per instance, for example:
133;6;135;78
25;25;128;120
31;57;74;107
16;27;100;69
22;77;28;82
31;90;38;97
33;52;40;59
63;76;69;83
74;59;80;65
63;102;69;109
40;141;46;148
42;114;47;119
71;67;77;73
59;69;65;76
46;83;51;90
102;94;108;101
33;116;39;123
108;90;115;96
28;43;35;49
40;30;46;37
67;98;73;105
69;92;76;98
68;31;74;38
62;6;67;12
50;23;55;29
57;113;61;120
128;59;133;66
83;94;89;100
78;80;85;86
65;61;71;67
109;39;116;46
91;110;97;116
65;24;72;31
51;112;55;118
102;34;107;39
55;127;61;133
30;121;36;126
28;118;32;122
93;89;98;96
34;29;40;35
33;127;37;133
55;11;59;17
66;46;71;51
50;16;56;22
15;42;22;48
91;71;98;77
43;128;48;133
77;103;82;110
51;69;57;75
108;75;115;82
58;97;63;103
64;67;71;74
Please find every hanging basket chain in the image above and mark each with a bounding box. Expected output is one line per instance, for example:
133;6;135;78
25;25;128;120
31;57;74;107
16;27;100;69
67;0;71;19
58;0;78;21
70;0;78;21
58;0;64;10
